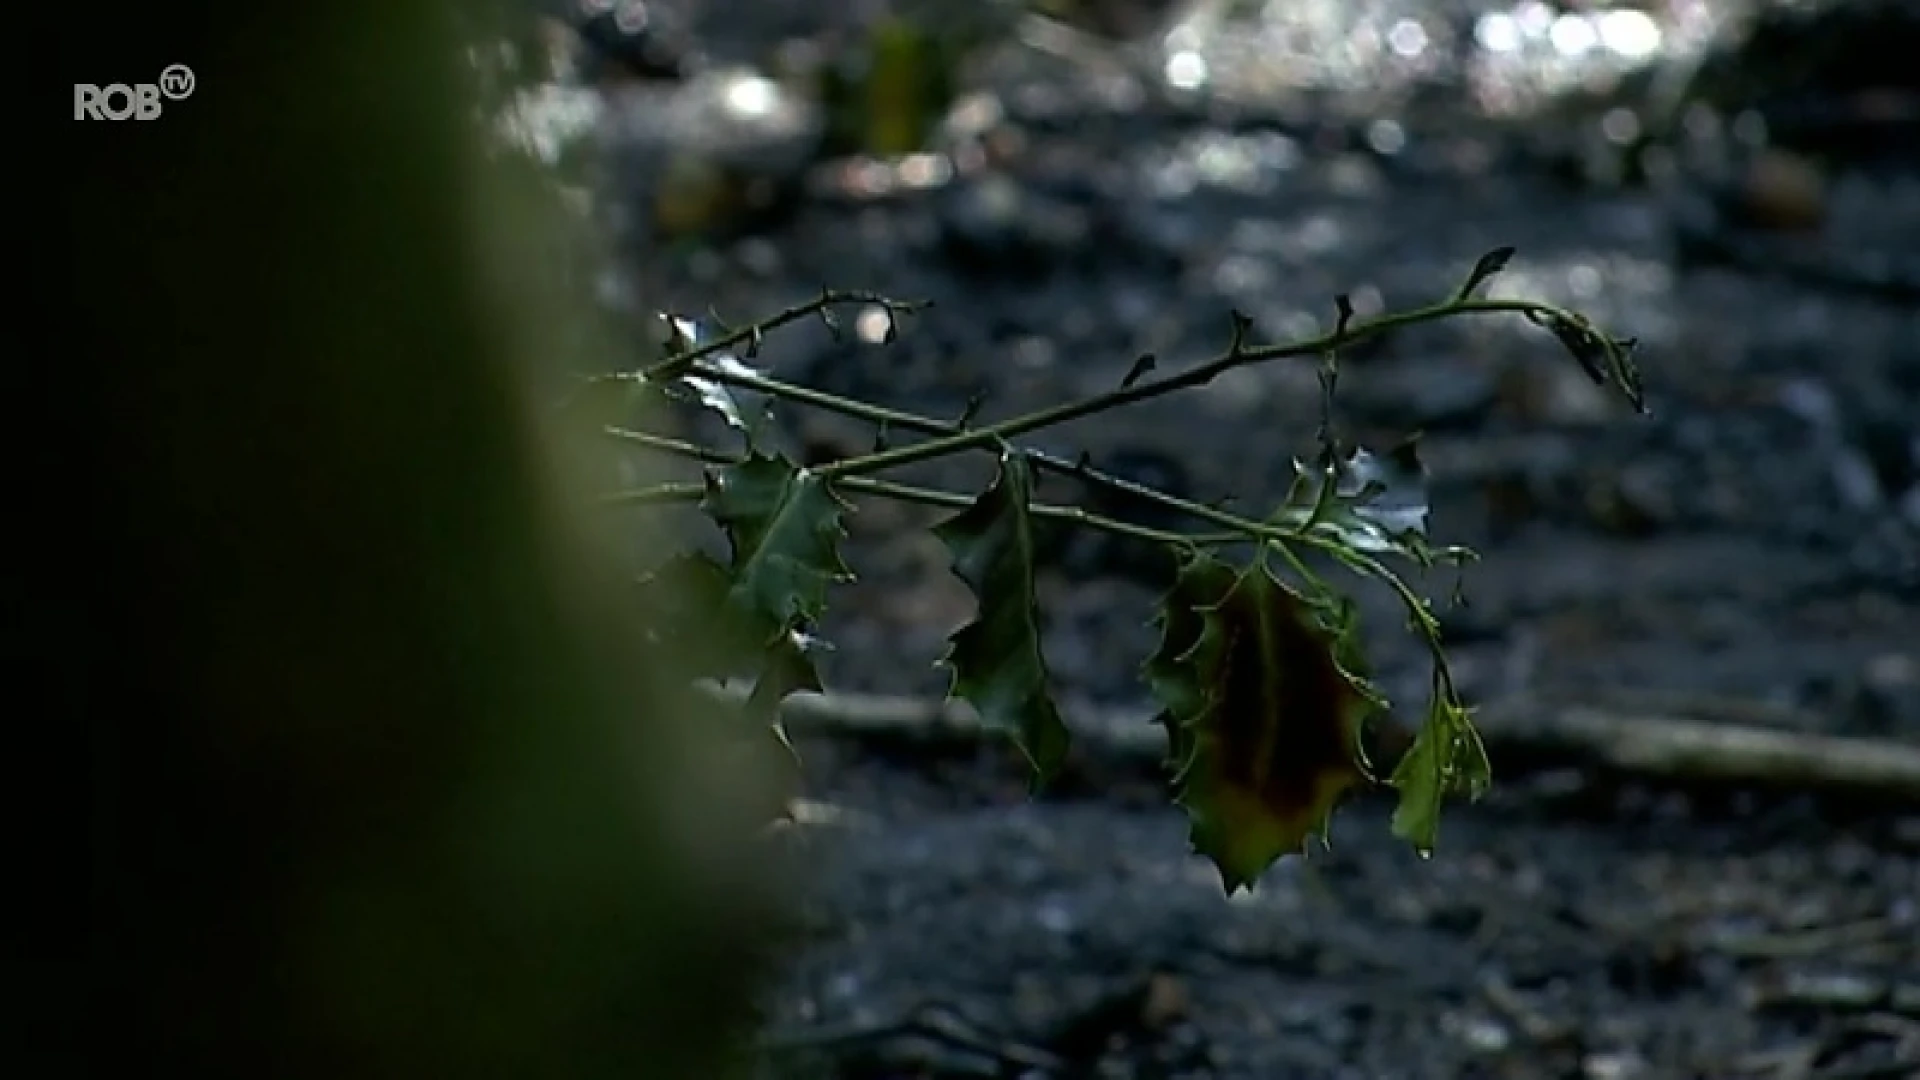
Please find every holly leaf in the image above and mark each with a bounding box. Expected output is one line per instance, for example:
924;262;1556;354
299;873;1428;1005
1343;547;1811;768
679;354;763;436
746;629;828;769
1145;551;1378;894
634;549;828;738
1388;689;1491;856
1143;551;1240;784
932;449;1070;787
1523;308;1647;414
1281;443;1433;557
658;313;770;439
633;552;775;679
700;451;855;634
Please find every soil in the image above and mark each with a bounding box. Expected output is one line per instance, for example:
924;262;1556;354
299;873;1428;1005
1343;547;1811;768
561;1;1920;1075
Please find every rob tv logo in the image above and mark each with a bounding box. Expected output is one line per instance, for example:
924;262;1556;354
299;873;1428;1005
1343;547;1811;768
74;65;195;120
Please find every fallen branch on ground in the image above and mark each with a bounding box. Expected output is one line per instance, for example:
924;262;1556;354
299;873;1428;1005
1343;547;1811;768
714;686;1920;805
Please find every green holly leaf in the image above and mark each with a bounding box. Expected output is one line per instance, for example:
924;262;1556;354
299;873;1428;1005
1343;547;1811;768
701;451;854;635
1145;550;1378;894
932;449;1070;787
658;314;771;441
1388;688;1491;856
1280;442;1434;557
1143;551;1240;784
745;629;828;768
635;550;827;759
680;354;763;437
633;552;775;679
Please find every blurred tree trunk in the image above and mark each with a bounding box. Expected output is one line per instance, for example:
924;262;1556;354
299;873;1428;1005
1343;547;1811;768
76;2;788;1076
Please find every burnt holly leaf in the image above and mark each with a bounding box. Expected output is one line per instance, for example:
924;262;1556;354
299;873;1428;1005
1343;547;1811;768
932;449;1070;787
1144;550;1379;894
700;451;855;635
1524;308;1647;414
1279;443;1434;558
1388;688;1491;856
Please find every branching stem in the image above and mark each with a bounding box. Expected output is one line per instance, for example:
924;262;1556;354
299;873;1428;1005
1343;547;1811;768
594;252;1645;868
811;297;1563;480
604;427;1208;548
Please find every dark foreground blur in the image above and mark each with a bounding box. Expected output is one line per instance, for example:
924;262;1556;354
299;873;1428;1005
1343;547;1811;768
77;3;789;1076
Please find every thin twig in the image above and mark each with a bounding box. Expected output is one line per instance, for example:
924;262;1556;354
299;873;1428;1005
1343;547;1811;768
810;298;1564;481
620;289;926;383
686;361;1291;540
599;429;1205;547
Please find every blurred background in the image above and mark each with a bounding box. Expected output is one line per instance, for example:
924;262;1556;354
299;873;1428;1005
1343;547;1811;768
502;1;1916;1076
